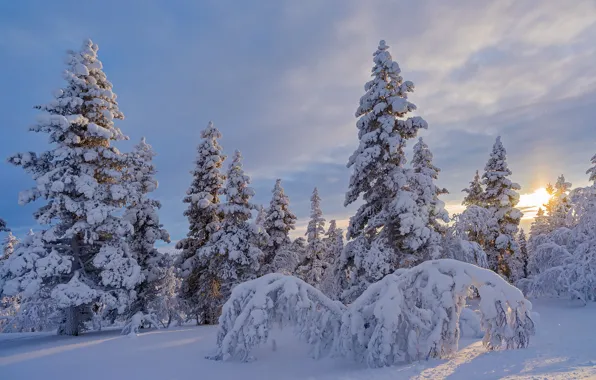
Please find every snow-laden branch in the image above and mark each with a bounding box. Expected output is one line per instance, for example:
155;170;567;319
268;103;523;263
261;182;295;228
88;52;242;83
210;259;535;368
208;273;345;362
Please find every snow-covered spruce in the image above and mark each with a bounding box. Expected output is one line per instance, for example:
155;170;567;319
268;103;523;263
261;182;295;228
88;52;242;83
320;220;346;300
479;136;523;280
409;137;449;261
207;273;346;362
210;259;535;367
261;179;297;275
296;188;327;288
543;175;573;232
122;138;171;327
4;40;140;335
270;237;306;275
175;121;226;324
197;150;264;320
342;40;428;301
2;232;18;260
462;170;484;207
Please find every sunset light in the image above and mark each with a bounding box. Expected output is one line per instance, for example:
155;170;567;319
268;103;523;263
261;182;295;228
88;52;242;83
518;187;552;217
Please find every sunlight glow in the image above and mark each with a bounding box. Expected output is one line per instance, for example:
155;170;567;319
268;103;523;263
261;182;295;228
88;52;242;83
518;187;552;210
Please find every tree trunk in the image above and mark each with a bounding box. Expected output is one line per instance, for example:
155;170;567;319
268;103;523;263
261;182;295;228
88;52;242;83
59;306;80;336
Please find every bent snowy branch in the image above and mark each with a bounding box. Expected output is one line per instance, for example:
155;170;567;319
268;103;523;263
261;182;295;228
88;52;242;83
210;260;535;367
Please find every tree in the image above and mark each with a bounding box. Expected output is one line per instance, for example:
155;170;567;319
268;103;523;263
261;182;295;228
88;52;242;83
2;232;18;261
409;137;449;260
198;150;263;321
517;229;529;279
462;170;484;207
3;40;141;335
175;121;226;324
0;219;8;232
320;220;346;299
261;179;296;274
122;138;171;323
544;175;572;231
297;188;326;287
342;40;428;299
480;136;523;279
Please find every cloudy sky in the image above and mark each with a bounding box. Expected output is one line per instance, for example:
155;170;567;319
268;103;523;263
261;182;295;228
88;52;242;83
1;0;595;244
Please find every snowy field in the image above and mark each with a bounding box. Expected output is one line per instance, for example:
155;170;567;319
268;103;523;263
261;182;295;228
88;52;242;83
1;300;594;380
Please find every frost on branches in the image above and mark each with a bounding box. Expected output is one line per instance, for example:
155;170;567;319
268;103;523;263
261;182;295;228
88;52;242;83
3;232;18;260
197;150;264;321
210;259;535;367
479;137;522;280
296;188;327;287
462;170;484;207
320;220;346;300
175;121;226;324
261;179;297;275
543;175;573;231
342;40;428;301
122;138;171;326
3;40;141;335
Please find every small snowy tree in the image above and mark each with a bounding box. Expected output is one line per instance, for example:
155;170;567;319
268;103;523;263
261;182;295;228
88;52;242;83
175;121;226;324
2;232;18;260
462;170;484;207
297;188;327;287
198;150;263;321
409;137;449;260
271;237;305;275
320;220;345;299
122;138;171;326
517;229;529;279
4;40;141;335
261;179;297;275
148;266;184;328
0;219;8;232
544;175;573;231
342;40;428;300
479;136;522;279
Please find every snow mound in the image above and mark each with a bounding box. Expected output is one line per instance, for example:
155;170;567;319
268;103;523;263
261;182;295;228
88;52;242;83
210;259;535;368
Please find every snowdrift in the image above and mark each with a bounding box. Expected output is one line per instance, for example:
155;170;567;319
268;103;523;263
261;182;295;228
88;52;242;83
209;259;535;368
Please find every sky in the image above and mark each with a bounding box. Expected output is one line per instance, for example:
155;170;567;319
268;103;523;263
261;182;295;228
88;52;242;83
1;0;596;246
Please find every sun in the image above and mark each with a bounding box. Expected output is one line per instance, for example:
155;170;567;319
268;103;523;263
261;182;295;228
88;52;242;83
518;187;552;210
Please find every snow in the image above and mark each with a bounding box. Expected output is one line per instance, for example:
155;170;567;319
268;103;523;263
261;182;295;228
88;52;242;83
1;300;594;380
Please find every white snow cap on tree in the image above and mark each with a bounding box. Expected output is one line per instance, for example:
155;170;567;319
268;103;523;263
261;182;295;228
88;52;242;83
480;136;522;279
4;39;140;335
297;188;327;287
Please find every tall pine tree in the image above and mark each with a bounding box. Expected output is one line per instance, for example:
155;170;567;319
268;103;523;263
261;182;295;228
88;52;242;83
297;188;326;287
261;179;296;274
341;40;428;301
409;137;449;261
3;40;140;335
198;150;263;320
175;122;226;324
544;175;572;231
123;138;171;321
480;136;523;279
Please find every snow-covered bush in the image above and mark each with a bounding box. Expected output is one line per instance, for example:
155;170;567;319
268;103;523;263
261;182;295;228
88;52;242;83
210;259;535;367
208;273;345;362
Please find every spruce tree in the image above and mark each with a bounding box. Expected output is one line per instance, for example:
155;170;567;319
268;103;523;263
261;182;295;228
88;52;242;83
2;232;18;261
3;40;141;335
342;40;428;299
410;137;449;260
198;150;263;319
175;121;226;324
544;175;572;231
0;219;7;232
462;170;484;207
480;136;523;279
320;220;346;299
517;229;529;279
123;138;171;321
261;179;297;274
297;188;326;287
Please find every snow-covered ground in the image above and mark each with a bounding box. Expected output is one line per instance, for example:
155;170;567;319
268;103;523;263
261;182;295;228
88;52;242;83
1;300;595;380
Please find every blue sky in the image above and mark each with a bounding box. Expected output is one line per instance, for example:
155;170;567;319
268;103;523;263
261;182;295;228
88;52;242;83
1;0;596;244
